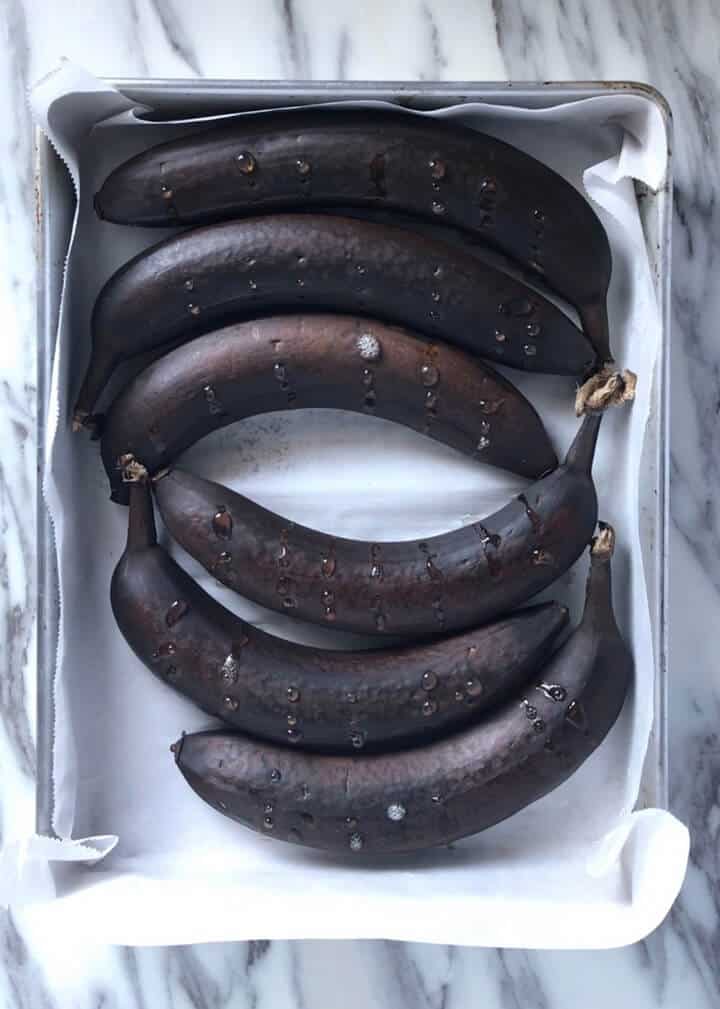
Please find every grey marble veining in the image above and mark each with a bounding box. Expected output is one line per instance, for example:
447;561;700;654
1;0;719;1005
0;0;36;791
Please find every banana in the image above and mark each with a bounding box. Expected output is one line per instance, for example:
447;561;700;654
75;213;595;426
152;404;598;637
93;108;612;361
173;524;631;853
99;313;558;504
111;469;569;753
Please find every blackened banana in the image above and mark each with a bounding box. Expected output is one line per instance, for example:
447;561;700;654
93;108;612;360
120;409;599;639
173;524;631;853
152;400;595;634
111;473;569;753
75;213;595;424
100;313;558;504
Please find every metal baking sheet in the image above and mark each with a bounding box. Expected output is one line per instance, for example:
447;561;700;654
34;78;672;841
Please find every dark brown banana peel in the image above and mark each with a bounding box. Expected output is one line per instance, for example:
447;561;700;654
75;213;596;425
111;474;569;753
100;313;558;504
173;523;632;854
107;391;599;643
152;408;598;637
93;108;612;361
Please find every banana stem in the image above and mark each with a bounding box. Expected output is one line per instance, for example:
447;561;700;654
125;470;157;552
117;453;149;483
591;522;615;562
584;522;616;628
73;346;117;432
564;413;602;474
575;367;637;417
579;301;612;366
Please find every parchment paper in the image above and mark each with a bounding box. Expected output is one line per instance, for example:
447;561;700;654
5;63;688;947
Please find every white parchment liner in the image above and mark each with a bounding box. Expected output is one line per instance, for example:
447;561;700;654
5;64;688;948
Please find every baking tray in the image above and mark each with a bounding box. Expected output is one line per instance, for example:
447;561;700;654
34;78;672;849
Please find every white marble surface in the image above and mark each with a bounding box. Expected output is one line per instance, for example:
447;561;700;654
1;0;719;1004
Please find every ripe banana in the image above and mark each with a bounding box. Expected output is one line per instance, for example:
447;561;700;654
100;313;558;504
93;108;612;361
173;524;631;853
111;470;569;753
152;407;598;637
75;213;595;426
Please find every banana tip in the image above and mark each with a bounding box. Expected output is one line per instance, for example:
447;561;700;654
117;454;150;483
72;409;104;438
170;733;186;760
93;190;106;220
575;367;637;417
591;522;615;560
71;408;90;433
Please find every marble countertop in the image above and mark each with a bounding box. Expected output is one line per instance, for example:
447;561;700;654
2;0;719;1005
